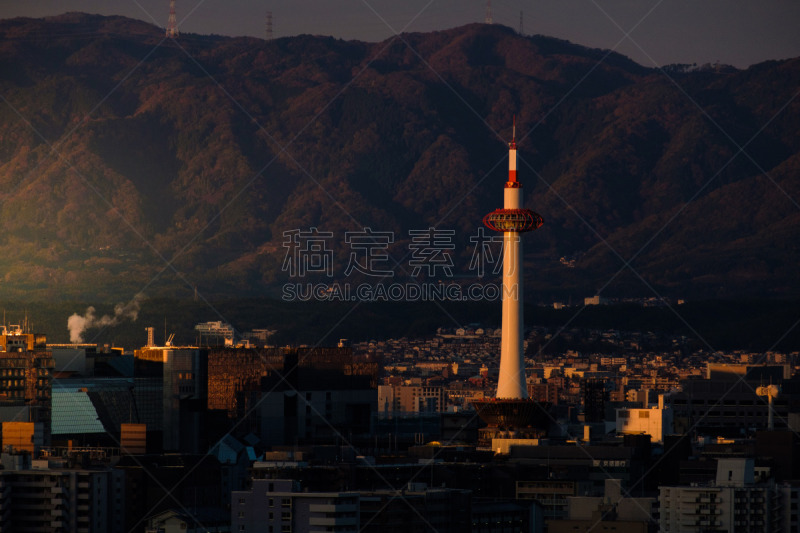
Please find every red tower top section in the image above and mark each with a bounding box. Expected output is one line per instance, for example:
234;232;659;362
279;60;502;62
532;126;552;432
484;120;544;233
506;117;520;189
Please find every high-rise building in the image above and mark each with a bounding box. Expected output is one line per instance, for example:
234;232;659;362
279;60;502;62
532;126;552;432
232;479;475;533
133;340;379;451
0;326;54;447
659;458;783;532
528;382;558;405
205;346;378;447
0;451;124;532
233;479;359;533
134;345;208;452
582;378;607;422
378;384;445;414
207;347;265;418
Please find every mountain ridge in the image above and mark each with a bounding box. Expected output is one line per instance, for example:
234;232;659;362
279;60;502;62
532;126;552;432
0;13;798;301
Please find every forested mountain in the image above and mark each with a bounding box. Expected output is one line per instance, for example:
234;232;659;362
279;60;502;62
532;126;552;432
0;13;798;301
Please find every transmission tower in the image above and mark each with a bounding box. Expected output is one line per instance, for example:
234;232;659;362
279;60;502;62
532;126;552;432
166;0;179;38
519;11;524;34
265;11;273;40
485;0;492;24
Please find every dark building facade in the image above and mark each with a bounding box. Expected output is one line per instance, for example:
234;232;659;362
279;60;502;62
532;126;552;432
581;378;607;423
669;371;800;436
0;329;54;446
206;346;379;447
133;346;209;452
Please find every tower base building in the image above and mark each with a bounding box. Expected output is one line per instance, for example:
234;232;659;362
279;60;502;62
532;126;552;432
473;398;551;448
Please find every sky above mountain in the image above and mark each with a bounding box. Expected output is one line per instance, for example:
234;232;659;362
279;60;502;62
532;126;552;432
1;0;798;68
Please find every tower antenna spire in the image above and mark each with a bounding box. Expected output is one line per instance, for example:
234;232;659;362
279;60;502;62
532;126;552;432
512;116;516;142
485;0;493;24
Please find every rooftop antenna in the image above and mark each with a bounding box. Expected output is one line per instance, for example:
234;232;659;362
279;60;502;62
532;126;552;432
756;384;780;430
512;115;516;144
265;11;273;41
166;0;179;38
485;0;492;24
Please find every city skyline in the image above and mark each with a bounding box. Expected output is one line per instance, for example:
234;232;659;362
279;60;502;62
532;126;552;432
1;0;799;68
0;3;798;532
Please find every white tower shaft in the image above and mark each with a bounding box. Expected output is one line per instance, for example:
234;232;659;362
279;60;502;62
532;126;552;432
497;144;528;399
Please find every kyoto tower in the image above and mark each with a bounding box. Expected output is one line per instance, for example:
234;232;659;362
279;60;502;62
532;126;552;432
473;121;549;447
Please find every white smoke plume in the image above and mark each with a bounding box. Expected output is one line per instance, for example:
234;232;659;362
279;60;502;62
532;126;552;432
67;296;142;343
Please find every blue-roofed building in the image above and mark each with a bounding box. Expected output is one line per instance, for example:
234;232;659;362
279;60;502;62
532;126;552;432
51;385;106;437
51;377;147;447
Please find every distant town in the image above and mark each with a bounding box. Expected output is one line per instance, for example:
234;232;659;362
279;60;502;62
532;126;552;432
0;305;797;532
